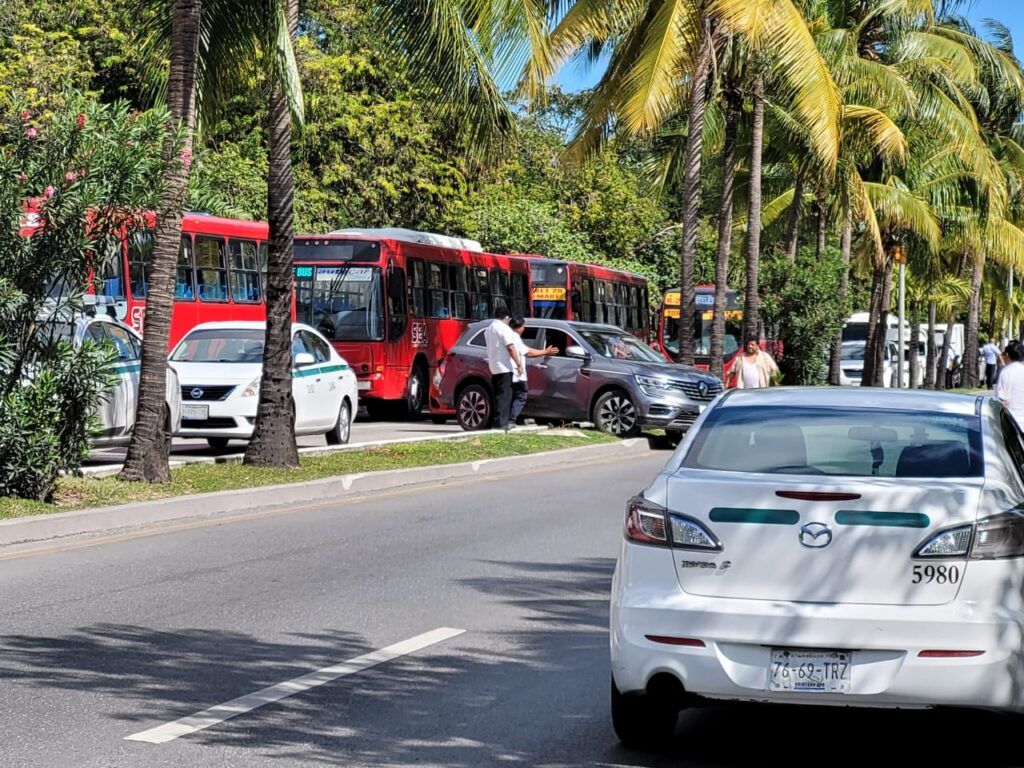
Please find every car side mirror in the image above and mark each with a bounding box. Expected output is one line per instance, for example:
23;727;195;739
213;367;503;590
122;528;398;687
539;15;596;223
566;345;590;360
294;352;316;367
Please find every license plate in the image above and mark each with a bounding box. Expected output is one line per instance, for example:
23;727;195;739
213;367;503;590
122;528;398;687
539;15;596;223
182;403;208;420
357;381;371;391
770;649;851;693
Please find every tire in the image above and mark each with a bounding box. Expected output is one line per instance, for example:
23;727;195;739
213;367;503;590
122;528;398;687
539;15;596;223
430;415;448;425
611;679;678;751
404;365;427;421
593;390;642;438
164;405;174;457
207;437;229;450
325;399;352;446
456;383;494;431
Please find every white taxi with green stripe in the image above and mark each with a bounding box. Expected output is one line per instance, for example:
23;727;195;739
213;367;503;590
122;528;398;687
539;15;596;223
170;321;358;448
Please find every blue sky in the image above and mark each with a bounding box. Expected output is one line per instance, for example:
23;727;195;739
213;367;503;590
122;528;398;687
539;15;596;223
553;1;1024;93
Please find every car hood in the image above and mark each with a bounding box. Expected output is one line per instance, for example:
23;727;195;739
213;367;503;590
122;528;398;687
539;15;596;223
618;359;718;382
169;361;263;385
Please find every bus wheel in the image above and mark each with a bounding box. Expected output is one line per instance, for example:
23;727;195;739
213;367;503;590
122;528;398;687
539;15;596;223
405;365;427;420
456;384;493;431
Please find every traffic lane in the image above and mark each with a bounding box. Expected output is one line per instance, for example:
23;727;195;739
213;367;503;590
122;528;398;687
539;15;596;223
84;416;464;466
0;452;666;767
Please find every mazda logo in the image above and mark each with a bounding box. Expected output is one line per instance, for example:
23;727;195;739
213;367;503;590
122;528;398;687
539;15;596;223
799;522;833;549
190;388;204;400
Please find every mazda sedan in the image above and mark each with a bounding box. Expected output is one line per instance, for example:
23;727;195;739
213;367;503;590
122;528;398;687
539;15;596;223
611;388;1024;748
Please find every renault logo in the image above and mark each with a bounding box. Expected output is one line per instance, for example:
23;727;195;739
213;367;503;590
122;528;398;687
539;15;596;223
698;381;709;397
799;522;832;549
190;388;204;400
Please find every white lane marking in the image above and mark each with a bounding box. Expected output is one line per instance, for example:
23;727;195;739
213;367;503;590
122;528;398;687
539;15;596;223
125;627;465;745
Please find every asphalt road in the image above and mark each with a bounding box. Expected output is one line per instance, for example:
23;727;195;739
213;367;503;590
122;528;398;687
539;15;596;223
1;450;1021;767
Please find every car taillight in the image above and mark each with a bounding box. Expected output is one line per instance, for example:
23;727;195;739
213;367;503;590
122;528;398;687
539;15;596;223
971;511;1024;559
625;496;721;551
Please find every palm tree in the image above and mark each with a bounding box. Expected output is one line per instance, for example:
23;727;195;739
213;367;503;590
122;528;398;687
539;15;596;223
119;0;202;483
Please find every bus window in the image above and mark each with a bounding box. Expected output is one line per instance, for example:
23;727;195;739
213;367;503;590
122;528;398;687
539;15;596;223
409;259;426;317
128;230;154;298
490;270;510;313
387;265;407;341
594;282;606;324
471;267;490;320
511;273;528;317
581;279;593;322
428;262;450;318
259;242;268;293
642;286;649;331
177;235;195;300
450;265;469;319
96;242;125;300
229;239;261;303
195;236;228;302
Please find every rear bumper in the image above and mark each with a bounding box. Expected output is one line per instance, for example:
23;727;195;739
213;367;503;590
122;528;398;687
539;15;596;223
611;544;1024;712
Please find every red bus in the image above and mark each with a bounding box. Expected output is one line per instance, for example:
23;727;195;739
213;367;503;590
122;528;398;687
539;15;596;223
26;208;270;349
522;256;650;339
656;286;743;373
291;229;532;419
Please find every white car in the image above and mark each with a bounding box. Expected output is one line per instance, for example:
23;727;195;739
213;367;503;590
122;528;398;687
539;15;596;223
169;321;357;448
611;387;1024;748
40;312;182;448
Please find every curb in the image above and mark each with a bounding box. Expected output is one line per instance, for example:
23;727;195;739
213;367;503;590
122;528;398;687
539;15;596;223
0;437;651;552
81;425;550;478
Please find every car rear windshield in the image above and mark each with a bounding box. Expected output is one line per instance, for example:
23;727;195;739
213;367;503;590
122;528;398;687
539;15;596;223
171;328;265;363
683;405;983;478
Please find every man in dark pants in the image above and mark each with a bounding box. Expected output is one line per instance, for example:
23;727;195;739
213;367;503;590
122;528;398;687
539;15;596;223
484;307;522;431
508;316;558;425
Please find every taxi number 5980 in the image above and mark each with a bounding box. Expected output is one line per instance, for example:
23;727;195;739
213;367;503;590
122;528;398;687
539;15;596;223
912;564;960;584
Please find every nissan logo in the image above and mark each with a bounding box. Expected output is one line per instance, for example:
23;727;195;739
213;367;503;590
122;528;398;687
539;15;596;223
190;388;204;400
799;522;833;549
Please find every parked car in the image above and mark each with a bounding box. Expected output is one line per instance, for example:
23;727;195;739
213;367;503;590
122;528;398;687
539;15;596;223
436;319;723;438
169;321;357;448
38;311;182;449
610;387;1024;749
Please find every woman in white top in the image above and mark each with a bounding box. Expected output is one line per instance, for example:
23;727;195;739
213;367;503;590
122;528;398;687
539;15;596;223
732;339;780;389
996;340;1024;426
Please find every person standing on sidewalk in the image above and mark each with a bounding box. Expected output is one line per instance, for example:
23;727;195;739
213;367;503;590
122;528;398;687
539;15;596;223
484;307;523;431
982;337;1001;388
731;339;780;389
508;317;558;426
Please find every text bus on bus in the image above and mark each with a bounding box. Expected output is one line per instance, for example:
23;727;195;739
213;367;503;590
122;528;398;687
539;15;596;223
656;286;743;373
522;256;650;340
291;229;532;419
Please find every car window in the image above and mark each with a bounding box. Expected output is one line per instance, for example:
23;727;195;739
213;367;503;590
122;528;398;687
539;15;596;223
171;328;265;363
543;329;578;356
292;332;311;364
684;406;983;478
1001;411;1024;485
302;330;331;363
519;326;543;350
104;324;140;360
579;329;663;362
467;330;487;348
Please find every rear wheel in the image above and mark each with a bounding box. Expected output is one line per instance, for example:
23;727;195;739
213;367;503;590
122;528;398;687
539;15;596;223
325;400;352;445
593;390;641;438
611;679;678;750
207;437;229;450
456;384;493;431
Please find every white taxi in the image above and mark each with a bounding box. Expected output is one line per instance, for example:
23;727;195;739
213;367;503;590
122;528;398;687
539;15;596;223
612;388;1024;748
170;321;357;448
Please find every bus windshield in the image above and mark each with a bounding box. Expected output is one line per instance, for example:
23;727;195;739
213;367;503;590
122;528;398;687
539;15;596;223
663;311;742;358
531;262;568;320
295;265;384;342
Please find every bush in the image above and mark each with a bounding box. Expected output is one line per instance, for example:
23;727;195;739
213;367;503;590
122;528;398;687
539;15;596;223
0;96;169;499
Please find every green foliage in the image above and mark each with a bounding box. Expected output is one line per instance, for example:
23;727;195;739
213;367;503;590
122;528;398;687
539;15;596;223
0;97;169;499
760;247;848;386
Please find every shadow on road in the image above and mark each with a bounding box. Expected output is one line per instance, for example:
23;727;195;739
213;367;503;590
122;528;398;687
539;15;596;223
2;557;1023;766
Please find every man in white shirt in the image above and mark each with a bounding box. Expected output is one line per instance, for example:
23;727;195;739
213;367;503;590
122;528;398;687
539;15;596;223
484;307;524;430
996;341;1024;426
508;317;558;426
981;337;1001;388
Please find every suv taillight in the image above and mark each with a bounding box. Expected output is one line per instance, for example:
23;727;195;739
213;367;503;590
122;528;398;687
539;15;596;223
625;496;722;551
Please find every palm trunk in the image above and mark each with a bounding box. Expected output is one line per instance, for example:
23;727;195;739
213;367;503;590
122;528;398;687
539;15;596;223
244;0;300;467
742;70;765;345
963;256;984;389
909;306;920;389
815;189;827;259
863;259;893;388
710;83;740;380
119;0;201;483
828;209;852;385
925;300;937;389
676;19;713;366
784;170;804;262
987;286;997;341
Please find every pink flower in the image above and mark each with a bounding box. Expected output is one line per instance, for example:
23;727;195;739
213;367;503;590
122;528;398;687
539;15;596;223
75;113;86;130
65;171;77;182
26;127;37;139
181;148;193;170
17;173;27;182
20;110;30;122
43;185;55;199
